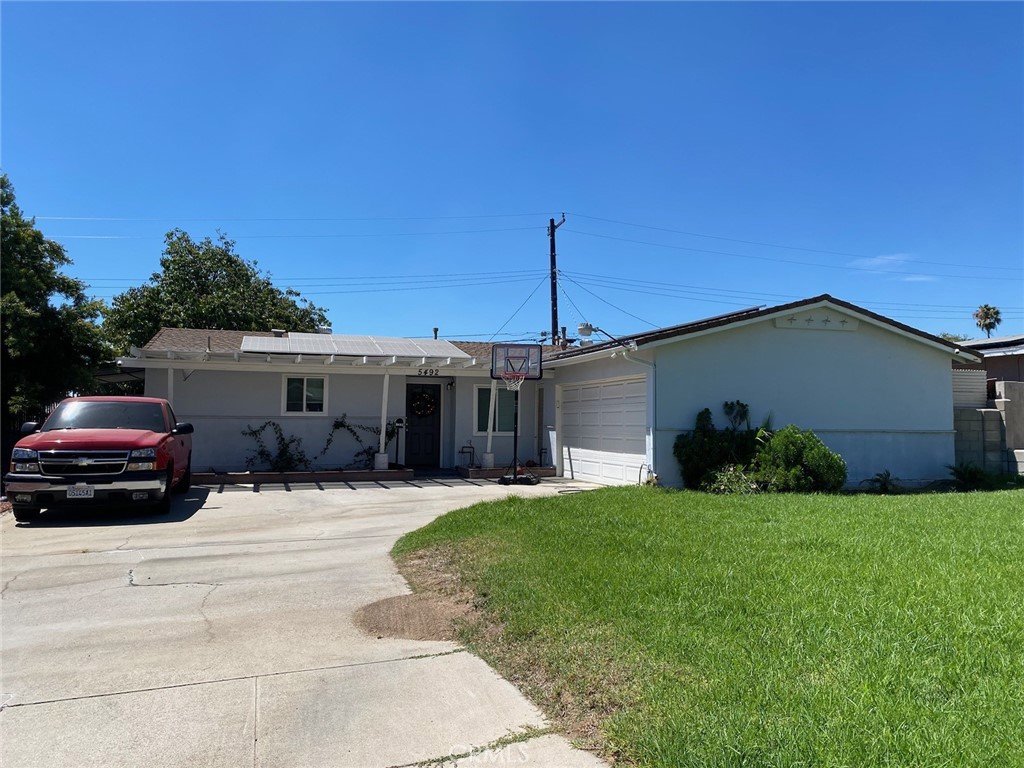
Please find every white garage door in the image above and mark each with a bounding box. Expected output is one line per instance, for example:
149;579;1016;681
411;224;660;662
560;376;647;485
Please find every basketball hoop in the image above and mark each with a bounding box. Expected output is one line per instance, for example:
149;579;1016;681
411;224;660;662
501;371;526;392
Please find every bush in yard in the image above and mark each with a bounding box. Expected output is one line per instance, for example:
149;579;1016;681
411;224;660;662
673;402;762;489
948;461;1024;492
705;464;761;495
752;425;847;492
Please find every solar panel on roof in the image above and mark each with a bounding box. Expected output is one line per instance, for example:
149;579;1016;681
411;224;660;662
241;336;291;353
240;333;471;359
287;333;337;355
404;338;471;358
330;336;380;356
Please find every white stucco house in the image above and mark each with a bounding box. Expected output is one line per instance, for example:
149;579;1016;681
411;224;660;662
118;294;980;487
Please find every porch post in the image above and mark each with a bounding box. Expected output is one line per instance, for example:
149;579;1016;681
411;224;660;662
375;373;390;469
166;367;174;406
482;378;498;468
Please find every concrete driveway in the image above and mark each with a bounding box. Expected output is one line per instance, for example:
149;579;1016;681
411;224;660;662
1;478;606;768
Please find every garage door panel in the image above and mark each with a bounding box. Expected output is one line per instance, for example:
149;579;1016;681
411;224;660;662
601;411;624;428
561;447;640;484
560;376;647;486
624;380;646;398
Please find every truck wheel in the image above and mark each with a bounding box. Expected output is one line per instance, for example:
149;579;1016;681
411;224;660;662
156;464;174;514
13;506;40;523
174;454;192;494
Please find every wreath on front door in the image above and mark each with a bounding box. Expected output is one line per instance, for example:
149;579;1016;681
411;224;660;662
410;390;437;418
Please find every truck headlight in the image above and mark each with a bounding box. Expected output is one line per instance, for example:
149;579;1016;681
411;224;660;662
128;447;157;471
10;448;39;473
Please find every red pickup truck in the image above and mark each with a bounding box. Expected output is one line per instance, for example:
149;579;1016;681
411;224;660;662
5;396;193;524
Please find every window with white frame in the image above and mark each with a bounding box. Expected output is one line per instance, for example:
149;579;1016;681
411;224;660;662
475;386;517;434
284;376;326;414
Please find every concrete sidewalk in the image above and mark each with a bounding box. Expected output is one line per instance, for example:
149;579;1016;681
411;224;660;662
1;479;606;767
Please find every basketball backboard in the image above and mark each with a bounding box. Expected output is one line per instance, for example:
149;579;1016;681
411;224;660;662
490;343;543;380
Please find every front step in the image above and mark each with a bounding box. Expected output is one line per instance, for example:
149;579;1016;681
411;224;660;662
1012;450;1024;476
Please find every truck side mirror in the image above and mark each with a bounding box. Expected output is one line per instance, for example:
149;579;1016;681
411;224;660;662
20;422;39;434
173;422;194;435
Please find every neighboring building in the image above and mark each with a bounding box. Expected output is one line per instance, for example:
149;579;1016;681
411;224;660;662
962;334;1024;385
953;335;1024;476
118;295;979;487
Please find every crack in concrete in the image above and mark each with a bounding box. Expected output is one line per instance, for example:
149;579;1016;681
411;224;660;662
1;570;25;598
3;649;469;709
385;726;555;768
252;676;260;768
127;568;224;590
270;507;327;540
198;584;220;643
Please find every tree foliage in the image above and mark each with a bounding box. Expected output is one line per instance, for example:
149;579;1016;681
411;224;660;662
102;229;329;353
1;174;108;424
972;304;1002;339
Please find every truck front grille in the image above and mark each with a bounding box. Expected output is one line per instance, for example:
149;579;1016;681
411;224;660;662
39;450;130;477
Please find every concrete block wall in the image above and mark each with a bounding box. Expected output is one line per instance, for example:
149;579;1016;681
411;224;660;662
995;381;1024;474
954;380;1024;475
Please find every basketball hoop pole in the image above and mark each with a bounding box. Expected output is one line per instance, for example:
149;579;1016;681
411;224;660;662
492;344;542;486
512;388;520;476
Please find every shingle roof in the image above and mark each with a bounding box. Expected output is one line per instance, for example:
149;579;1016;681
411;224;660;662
448;341;562;360
143;328;275;353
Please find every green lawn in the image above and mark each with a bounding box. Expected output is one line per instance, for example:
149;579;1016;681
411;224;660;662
394;487;1024;767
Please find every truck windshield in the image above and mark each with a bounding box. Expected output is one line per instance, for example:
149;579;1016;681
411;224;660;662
43;401;167;433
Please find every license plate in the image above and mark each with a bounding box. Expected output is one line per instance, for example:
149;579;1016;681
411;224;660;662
67;485;95;499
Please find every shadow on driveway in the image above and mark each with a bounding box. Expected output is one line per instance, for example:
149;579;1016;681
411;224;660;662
13;487;210;528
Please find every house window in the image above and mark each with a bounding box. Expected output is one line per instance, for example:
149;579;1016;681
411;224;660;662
284;376;325;413
476;386;517;434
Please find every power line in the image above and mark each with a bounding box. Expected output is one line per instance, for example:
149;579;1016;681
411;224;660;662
488;275;550;342
37;212;553;223
564;270;1024;313
558;273;659;328
564;228;1019;282
568;212;1024;272
273;275;545;296
80;269;547;285
559;274;1023;321
52;226;542;241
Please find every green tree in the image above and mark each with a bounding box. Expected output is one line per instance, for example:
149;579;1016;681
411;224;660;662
938;332;971;343
1;174;108;425
102;229;329;353
972;304;1002;338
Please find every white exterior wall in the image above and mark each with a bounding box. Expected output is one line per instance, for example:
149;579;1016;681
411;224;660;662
450;374;547;468
145;364;547;472
147;367;409;471
653;316;956;487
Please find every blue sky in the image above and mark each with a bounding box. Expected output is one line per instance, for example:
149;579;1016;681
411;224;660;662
3;1;1022;342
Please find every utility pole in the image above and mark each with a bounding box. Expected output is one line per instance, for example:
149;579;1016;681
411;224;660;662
548;213;565;344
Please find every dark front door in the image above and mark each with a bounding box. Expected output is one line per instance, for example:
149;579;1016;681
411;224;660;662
405;383;441;468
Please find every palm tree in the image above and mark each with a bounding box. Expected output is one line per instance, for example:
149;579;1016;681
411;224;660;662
973;304;1002;338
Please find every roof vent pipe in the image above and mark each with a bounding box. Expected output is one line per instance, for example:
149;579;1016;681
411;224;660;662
433;327;439;340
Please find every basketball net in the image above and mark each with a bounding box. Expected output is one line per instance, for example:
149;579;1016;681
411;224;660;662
501;372;526;392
